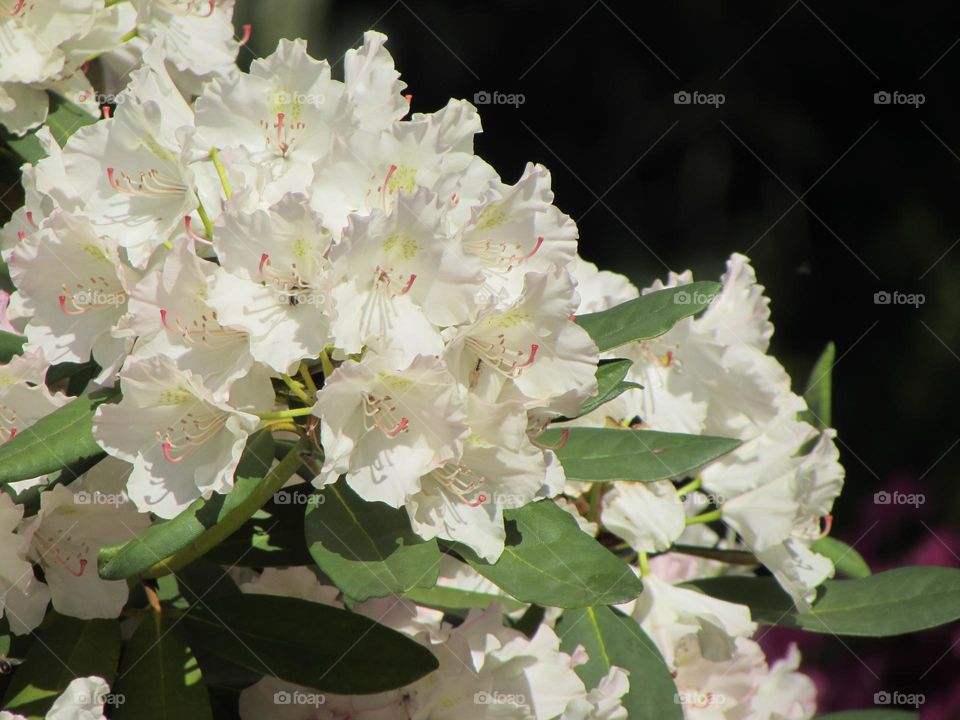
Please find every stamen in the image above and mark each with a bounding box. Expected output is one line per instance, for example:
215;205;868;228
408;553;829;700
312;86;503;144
184;216;213;245
101;105;111;119
17;231;25;242
535;427;569;450
59;295;86;316
259;253;270;275
399;274;416;295
384;417;409;437
238;23;251;46
162;442;186;463
25;211;37;228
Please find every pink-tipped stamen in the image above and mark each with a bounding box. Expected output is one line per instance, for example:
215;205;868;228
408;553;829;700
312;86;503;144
107;167;123;191
4;0;25;16
25;211;36;228
3;427;17;442
467;493;488;508
59;295;85;316
162;442;187;463
259;253;270;276
17;231;25;242
819;514;834;538
66;558;88;577
399;274;416;295
160;308;172;330
384;417;409;437
238;23;251;46
517;343;539;369
381;163;398;207
101;104;111;119
199;0;215;16
538;427;569;450
184;216;212;245
519;236;544;262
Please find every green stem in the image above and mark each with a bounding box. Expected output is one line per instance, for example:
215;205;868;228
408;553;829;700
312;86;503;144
299;362;318;396
209;147;232;199
319;347;335;379
638;551;650;577
685;508;723;526
676;476;702;497
257;407;314;421
141;442;306;578
587;482;604;524
196;196;214;241
279;374;312;405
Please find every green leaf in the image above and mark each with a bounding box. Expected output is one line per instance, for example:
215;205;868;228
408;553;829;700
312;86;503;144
538;427;739;482
180;594;439;693
0;331;25;363
816;712;918;720
113;613;213;720
687;566;960;636
2;95;98;164
2;615;121;718
811;536;871;579
802;341;836;429
576;281;721;352
556;606;682;720
452;500;643;608
403;585;526;615
559;359;641;421
304;479;440;601
98;432;276;580
0;389;112;485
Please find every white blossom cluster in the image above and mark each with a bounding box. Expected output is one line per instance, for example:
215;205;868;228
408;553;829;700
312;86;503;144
0;18;840;719
0;0;241;136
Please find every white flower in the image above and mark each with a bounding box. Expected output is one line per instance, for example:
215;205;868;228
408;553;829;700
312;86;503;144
328;187;483;364
0;493;50;635
444;268;599;417
206;194;334;373
406;396;548;562
9;211;137;375
92;355;271;518
601;481;686;553
568;255;638;315
119;238;253;397
562;667;630;720
21;485;149;621
313;352;468;507
46;675;111;720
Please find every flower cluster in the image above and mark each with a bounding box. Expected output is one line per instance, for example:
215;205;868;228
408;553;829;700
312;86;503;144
0;0;240;136
0;22;850;720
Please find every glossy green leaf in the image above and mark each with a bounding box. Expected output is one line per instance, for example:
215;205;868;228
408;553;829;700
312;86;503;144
305;479;440;601
453;500;643;608
0;389;113;485
98;432;275;580
560;359;641;421
113;613;213;720
403;585;526;614
811;536;871;579
0;330;25;363
180;594;439;693
556;606;682;720
802;341;836;429
2;95;97;164
688;566;960;636
2;615;121;718
538;427;739;482
575;281;721;352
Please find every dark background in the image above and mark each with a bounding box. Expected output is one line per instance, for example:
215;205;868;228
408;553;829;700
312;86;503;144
233;1;959;713
3;0;958;714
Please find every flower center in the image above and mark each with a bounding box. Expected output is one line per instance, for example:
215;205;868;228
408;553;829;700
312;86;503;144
156;408;230;463
361;393;409;437
107;167;188;197
428;463;488;507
